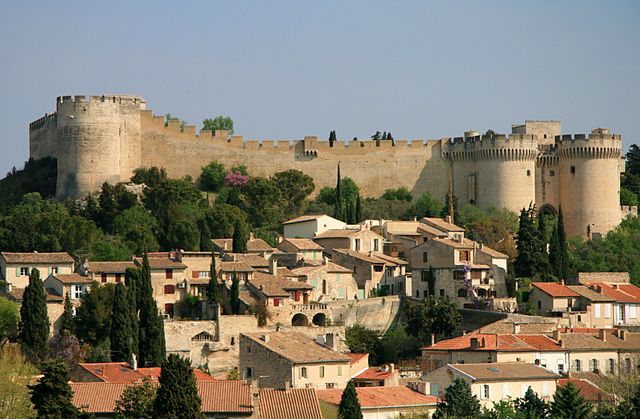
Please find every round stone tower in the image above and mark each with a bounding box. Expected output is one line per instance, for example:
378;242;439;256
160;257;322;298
55;95;145;198
445;133;538;212
557;128;622;238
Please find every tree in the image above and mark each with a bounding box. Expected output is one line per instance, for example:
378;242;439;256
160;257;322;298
0;346;38;418
230;272;241;315
49;333;86;367
441;183;459;223
202;116;234;135
344;324;380;355
199;161;227;192
334;164;345;221
131;166;168;187
207;253;221;306
434;377;481;418
60;293;76;336
110;282;133;362
112;205;159;255
405;297;462;342
626;144;640;177
549;382;592;419
0;296;19;347
29;361;81;418
114;380;157;419
514;205;548;278
382;187;413;202
408;192;442;219
96;182;137;232
153;354;203;419
19;268;50;361
328;130;336;147
338;380;362;419
621;187;639;206
535;212;551;277
550;207;570;280
271;170;315;219
138;254;166;367
232;218;248;253
514;387;549;418
75;282;115;347
355;194;362;223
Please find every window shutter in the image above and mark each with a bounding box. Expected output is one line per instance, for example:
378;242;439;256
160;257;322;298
16;267;20;276
192;271;199;279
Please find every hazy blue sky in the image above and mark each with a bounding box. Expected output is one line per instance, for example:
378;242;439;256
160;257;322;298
1;1;639;175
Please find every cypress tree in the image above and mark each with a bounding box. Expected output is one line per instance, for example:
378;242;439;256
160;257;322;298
138;254;166;367
549;382;592;419
110;282;133;362
29;361;81;418
338;380;362;419
515;205;549;278
536;213;551;277
434;377;481;418
548;223;561;279
388;132;395;146
556;206;570;280
125;267;140;356
19;268;50;361
232;219;247;253
334;163;344;221
230;271;240;315
60;293;76;336
207;252;221;306
355;194;362;223
153;354;204;419
329;130;336;147
515;386;549;419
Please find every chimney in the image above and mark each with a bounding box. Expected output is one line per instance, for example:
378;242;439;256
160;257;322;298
390;363;395;372
619;329;628;341
561;279;565;285
325;333;336;351
324;256;329;266
481;337;486;348
462;330;467;336
479;243;484;250
599;329;607;342
430;334;435;347
470;338;479;350
283;380;290;392
559;339;565;348
513;323;521;334
261;334;270;343
249;232;255;241
552;329;562;341
270;258;278;276
130;353;137;371
445;215;452;224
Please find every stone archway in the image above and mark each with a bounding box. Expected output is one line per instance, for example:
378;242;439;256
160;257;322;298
291;313;309;327
312;313;327;326
538;204;558;217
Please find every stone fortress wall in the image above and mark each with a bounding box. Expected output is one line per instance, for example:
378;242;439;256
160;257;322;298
29;95;629;237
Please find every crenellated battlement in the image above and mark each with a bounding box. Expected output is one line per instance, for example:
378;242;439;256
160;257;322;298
56;94;146;106
29;112;57;130
444;134;539;161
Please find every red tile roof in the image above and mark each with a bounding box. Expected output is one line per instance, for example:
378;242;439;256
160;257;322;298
347;353;369;364
421;332;560;352
75;362;214;383
49;273;92;284
317;386;438;408
589;282;640;303
557;378;613;402
134;257;187;270
354;367;395;381
87;261;135;273
260;388;323;419
1;251;74;264
531;282;580;297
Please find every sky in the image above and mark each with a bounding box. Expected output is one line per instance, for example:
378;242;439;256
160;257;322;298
0;1;639;175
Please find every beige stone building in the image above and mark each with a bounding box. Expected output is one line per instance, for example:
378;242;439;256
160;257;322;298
313;227;384;255
239;331;352;390
82;261;135;284
283;215;346;239
422;362;559;408
292;261;358;301
133;257;188;318
0;252;75;289
276;238;324;265
3;286;64;335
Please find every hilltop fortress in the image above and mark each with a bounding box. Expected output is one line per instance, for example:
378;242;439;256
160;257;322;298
29;95;629;237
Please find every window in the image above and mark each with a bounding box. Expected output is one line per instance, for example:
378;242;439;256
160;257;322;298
300;367;308;378
416;291;420;298
423;252;429;263
373;265;383;272
439;289;445;297
459;251;470;262
294;291;301;302
338;365;342;376
353;267;357;274
423;290;428;298
51;267;59;274
604;304;611;319
320;366;325;378
373;239;379;252
574;359;582;372
247;345;251;353
454;271;465;280
353;239;361;251
101;273;107;283
458;289;468;298
590;359;599;372
594;303;601;318
273;298;280;307
245;367;253;379
570;166;576;174
72;285;84;300
607;359;615;374
630;304;637;319
526;170;531;177
625;358;632;373
165;269;173;279
19;267;29;276
550;170;555;177
164;284;175;294
538;301;542;310
199;271;210;278
558;363;564;374
115;273;122;283
482;384;490;399
164;303;174;317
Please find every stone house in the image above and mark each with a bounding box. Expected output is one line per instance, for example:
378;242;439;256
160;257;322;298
352;364;400;387
245;271;314;318
133;257;187;318
312;227;384;255
218;261;255;285
212;232;276;258
422;362;559;408
292;261;358;302
283;214;346;239
239;331;352;390
3;286;64;335
0;252;75;289
581;281;640;327
82;261;135;285
331;249;386;299
276;239;324;265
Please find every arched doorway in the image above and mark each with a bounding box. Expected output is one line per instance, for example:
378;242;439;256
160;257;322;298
291;313;309;326
538;204;558;217
312;313;327;326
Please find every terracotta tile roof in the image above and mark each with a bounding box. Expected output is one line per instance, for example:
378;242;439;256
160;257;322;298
332;249;387;265
477;320;557;334
421;217;465;232
278;238;324;252
260;388;323;419
531;282;580;297
347;353;369;364
242;332;351;364
421;332;560;351
557;378;613;402
578;272;630;284
292;263;353;275
246;238;276;252
248;272;313;297
227;253;270;268
448;362;560;381
219;261;255;272
211;238;233;251
314;229;361;239
354;367;395;380
49;273;92;284
417;223;449;237
477;245;509;259
370;252;409;266
1;251;74;264
75;362;214;383
588;282;640;303
134;258;187;270
71;380;253;414
566;285;616;302
87;261;135;273
430;237;475;250
5;287;64;303
317;386;438;408
283;214;325;224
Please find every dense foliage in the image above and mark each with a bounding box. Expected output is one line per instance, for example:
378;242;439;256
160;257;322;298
19;269;50;361
338;380;363;419
115;380;157;419
0;296;19;347
433;377;481;418
29;362;82;418
153;354;204;419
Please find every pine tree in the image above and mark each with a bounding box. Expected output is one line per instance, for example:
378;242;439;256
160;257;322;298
110;282;133;362
230;272;240;315
153;354;203;419
355;194;362;223
207;252;221;306
515;386;549;418
19;268;50;361
138;254;166;367
60;293;76;336
549;382;592;419
338;380;362;419
29;361;81;418
125;267;139;356
334;163;344;221
232;219;247;253
434;377;481;418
